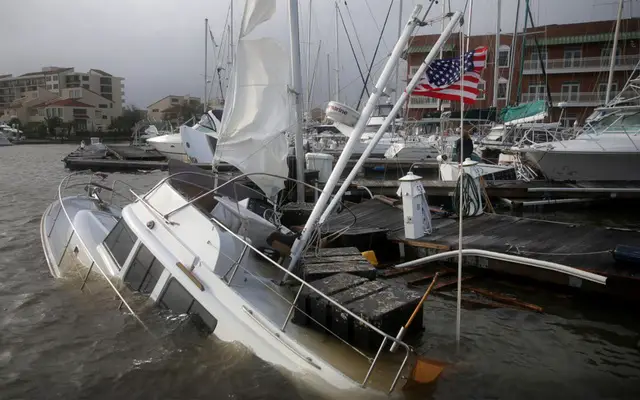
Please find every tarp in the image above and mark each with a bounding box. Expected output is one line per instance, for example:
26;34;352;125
500;100;547;125
211;0;290;198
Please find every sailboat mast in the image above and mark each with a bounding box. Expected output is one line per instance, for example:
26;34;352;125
289;0;306;202
605;0;624;104
392;0;403;134
334;1;340;102
204;18;208;113
327;53;331;101
230;1;234;66
505;0;521;105
492;0;501;108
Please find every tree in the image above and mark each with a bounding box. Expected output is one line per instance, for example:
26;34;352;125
178;101;202;124
109;105;146;135
44;116;63;136
8;117;22;130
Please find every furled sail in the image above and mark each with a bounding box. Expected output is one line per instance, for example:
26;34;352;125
211;0;290;198
500;100;547;125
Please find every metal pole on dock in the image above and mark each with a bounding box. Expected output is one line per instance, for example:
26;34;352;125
288;0;307;203
492;0;501;108
318;6;459;226
334;1;341;102
204;18;208;113
286;5;427;276
605;0;624;104
505;0;520;105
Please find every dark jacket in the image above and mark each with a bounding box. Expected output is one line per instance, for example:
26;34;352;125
454;137;473;162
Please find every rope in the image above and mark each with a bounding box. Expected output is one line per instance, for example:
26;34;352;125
453;172;482;217
336;3;370;100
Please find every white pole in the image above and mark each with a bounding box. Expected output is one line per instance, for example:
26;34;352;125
334;1;341;102
288;0;306;203
605;0;624;104
286;5;425;274
492;0;501;108
230;1;234;66
327;53;332;102
437;0;447;113
506;0;521;105
319;11;463;225
306;0;313;119
392;0;403;134
456;0;474;349
204;18;208;113
308;41;322;112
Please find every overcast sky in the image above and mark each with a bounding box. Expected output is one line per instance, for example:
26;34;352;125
1;0;636;109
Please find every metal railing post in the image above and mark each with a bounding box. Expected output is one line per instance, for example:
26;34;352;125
58;230;75;267
361;337;388;388
225;243;249;285
281;284;305;332
80;261;95;291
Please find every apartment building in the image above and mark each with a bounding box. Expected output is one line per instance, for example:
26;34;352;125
147;95;201;123
405;18;640;125
0;67;124;129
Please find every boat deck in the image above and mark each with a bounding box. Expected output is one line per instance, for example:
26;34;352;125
227;251;414;392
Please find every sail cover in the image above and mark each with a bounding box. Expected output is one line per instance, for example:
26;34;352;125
212;0;290;198
500;100;547;125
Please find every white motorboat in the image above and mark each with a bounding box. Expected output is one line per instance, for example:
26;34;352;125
520;77;640;182
180;109;222;164
147;132;186;161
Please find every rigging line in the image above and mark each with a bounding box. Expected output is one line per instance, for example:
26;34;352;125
343;1;372;77
364;0;391;54
336;4;370;100
356;0;395;110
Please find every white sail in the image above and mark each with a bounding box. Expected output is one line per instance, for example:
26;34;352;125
212;0;290;198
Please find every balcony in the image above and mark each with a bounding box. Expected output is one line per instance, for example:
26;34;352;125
520;91;619;107
408;95;450;109
523;54;640;75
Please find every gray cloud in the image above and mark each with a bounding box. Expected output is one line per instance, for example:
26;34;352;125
1;0;635;109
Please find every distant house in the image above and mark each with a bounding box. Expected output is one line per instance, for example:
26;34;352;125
147;95;202;124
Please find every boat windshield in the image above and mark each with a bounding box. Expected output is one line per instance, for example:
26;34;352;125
195;113;216;132
586;111;640;135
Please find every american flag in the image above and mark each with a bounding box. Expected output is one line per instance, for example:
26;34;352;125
411;46;488;105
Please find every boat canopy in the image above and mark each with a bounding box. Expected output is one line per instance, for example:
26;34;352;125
500;100;547;125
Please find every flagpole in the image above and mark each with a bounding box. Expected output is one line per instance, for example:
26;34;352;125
457;0;474;350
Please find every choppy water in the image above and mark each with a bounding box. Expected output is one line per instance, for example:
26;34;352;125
1;144;639;400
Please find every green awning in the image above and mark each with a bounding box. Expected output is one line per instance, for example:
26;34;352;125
500;100;547;124
406;44;456;54
525;31;640;46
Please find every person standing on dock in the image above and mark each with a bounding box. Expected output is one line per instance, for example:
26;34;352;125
453;128;473;163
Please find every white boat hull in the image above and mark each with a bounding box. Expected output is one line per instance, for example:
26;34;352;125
524;149;640;181
147;134;188;161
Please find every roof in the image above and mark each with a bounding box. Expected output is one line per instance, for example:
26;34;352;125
39;98;95;108
406;43;456;54
147;95;201;108
524;30;640;47
19;67;72;77
90;69;112;77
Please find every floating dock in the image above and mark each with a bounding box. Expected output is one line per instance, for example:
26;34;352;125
321;198;640;299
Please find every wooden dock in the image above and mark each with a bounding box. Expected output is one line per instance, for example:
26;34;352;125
322;198;640;299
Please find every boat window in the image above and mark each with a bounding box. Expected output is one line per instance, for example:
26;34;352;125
104;218;137;269
124;245;164;294
159;278;217;335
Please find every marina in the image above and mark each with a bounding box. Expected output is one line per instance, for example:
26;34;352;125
2;0;640;399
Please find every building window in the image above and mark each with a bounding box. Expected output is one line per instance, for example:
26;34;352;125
99;104;108;109
152;108;159;112
563;47;582;68
104;218;138;269
598;82;618;101
530;50;547;67
100;85;112;93
562;113;578;128
53;76;58;81
73;108;87;116
82;76;89;81
46;76;52;82
158;278;217;335
171;98;179;104
498;45;510;67
100;77;112;85
70;89;81;98
497;80;508;99
103;115;108;119
82;84;90;89
53;84;58;89
601;47;622;66
477;81;486;100
561;82;580;102
409;65;420;77
527;84;546;101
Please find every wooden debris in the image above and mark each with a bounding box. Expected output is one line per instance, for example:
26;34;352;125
467;287;544;313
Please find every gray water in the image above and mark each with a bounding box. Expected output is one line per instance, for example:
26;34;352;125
1;144;639;400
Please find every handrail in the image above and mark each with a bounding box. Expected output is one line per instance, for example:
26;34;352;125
131;177;412;392
52;172;152;333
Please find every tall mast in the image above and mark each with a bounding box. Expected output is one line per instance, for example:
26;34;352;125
204;18;208;113
306;0;313;119
334;1;340;102
505;0;521;105
392;0;403;134
492;0;501;108
288;0;306;202
516;0;530;104
605;0;624;104
327;53;331;101
230;1;234;66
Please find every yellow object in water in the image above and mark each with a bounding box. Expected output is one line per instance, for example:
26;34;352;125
361;250;378;266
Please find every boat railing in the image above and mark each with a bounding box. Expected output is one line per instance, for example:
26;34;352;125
132;170;414;393
50;172;151;332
